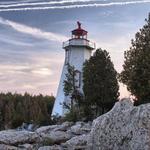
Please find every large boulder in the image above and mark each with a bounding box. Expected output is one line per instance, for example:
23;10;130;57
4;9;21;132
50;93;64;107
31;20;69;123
0;130;39;145
88;98;150;150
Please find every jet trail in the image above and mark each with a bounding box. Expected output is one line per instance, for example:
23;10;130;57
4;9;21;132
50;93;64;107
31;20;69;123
0;0;149;12
0;0;97;8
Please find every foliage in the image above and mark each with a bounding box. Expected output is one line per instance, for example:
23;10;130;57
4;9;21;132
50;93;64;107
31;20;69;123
63;63;84;122
0;92;55;130
83;49;119;120
64;64;76;97
63;110;78;122
119;13;150;104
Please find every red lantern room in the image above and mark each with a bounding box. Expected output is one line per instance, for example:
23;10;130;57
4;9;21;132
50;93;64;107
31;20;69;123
63;21;95;50
71;21;88;39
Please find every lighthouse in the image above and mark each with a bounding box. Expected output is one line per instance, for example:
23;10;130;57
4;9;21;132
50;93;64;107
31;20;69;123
52;22;95;116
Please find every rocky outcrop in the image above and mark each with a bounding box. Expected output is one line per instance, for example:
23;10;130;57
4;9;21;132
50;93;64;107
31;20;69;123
0;130;39;145
88;98;150;150
0;98;150;150
0;121;91;149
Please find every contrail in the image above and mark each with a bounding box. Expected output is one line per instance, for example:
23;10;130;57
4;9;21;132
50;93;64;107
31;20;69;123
0;0;98;8
0;17;68;42
0;0;39;5
0;0;149;12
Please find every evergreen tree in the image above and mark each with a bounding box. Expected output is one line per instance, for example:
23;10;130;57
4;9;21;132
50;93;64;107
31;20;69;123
0;92;55;130
83;49;119;120
119;13;150;104
63;63;83;121
0;111;3;130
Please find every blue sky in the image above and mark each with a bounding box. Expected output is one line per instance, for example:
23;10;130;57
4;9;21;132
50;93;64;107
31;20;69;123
0;0;150;97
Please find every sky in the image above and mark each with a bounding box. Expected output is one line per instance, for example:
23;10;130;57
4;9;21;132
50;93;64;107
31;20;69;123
0;0;150;97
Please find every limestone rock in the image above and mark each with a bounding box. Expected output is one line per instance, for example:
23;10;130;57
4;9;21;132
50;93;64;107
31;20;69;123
3;98;149;150
18;143;34;150
0;144;18;150
41;130;72;145
0;130;39;145
88;98;150;150
53;121;74;132
70;122;91;135
36;122;73;136
38;145;62;150
62;134;89;150
36;125;58;135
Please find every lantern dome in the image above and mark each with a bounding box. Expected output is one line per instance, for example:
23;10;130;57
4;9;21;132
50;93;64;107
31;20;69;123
71;21;87;39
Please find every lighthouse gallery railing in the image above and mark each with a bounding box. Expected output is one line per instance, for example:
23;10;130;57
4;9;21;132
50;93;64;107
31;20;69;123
63;39;96;49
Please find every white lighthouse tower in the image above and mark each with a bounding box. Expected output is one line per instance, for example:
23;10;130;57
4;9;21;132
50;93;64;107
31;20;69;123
52;22;95;116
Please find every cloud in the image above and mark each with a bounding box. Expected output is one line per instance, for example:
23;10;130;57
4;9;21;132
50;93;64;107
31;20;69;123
0;63;54;93
0;51;64;95
0;0;149;11
22;84;36;90
0;17;68;42
31;68;53;76
0;36;33;46
0;0;97;8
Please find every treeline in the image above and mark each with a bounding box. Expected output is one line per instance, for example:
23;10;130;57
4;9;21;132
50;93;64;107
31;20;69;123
0;92;54;130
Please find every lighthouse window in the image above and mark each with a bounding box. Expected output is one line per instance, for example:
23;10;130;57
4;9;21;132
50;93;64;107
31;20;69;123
75;70;81;88
65;50;70;65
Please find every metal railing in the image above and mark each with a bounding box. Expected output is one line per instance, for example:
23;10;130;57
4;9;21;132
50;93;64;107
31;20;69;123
63;39;96;49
